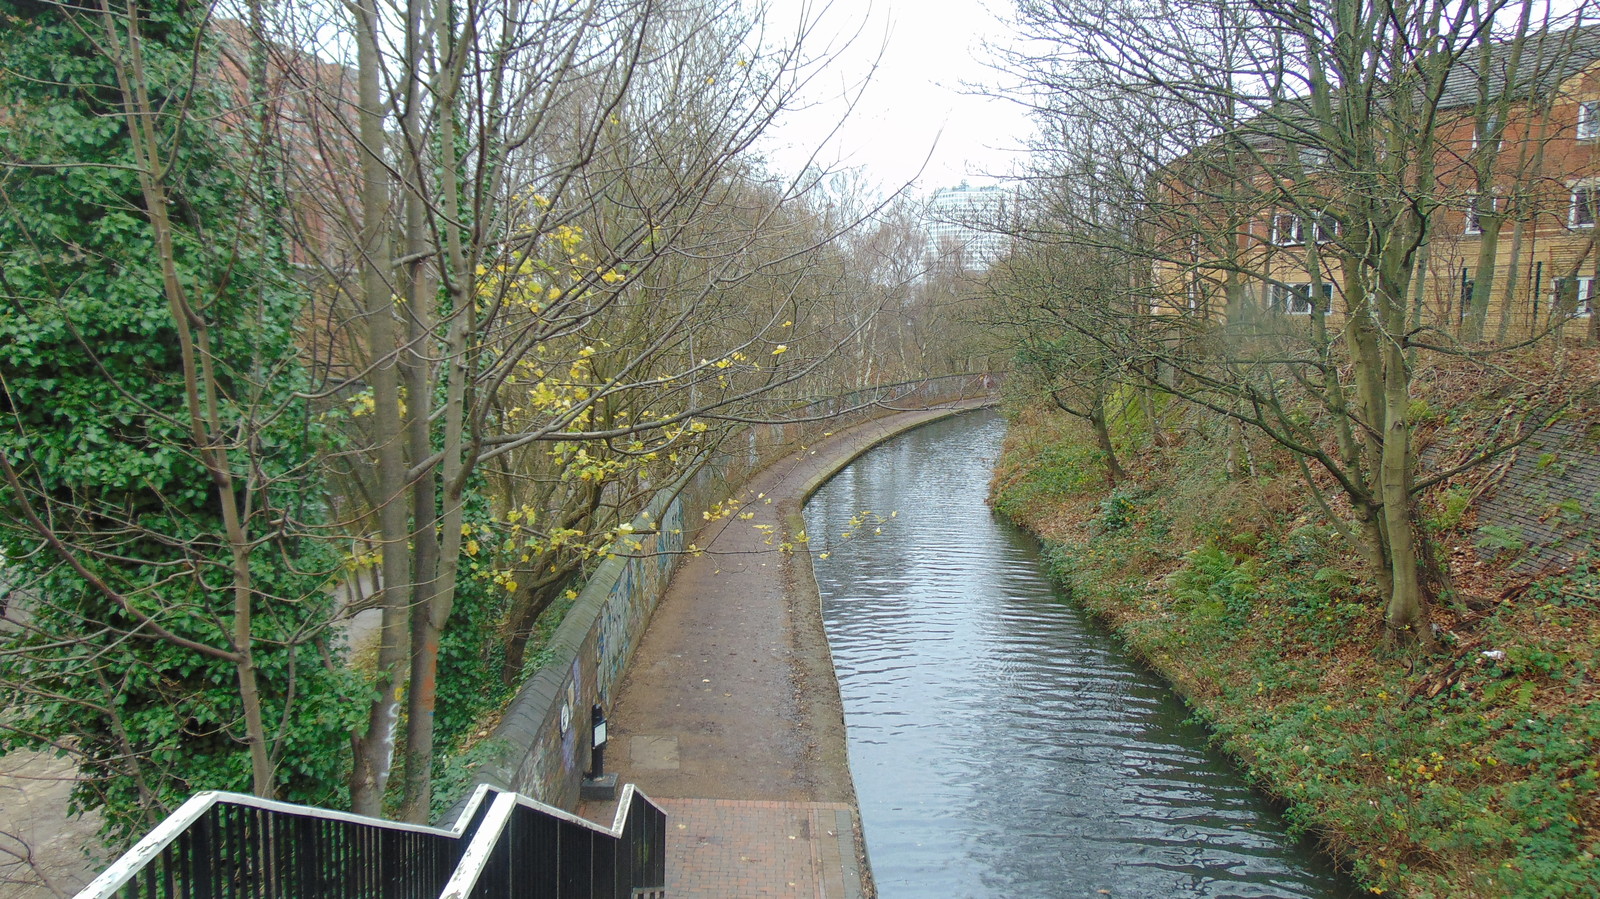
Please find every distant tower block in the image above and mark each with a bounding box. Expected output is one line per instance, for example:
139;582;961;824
925;181;1012;270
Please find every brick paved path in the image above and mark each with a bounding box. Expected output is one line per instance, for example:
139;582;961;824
581;401;991;898
657;799;862;898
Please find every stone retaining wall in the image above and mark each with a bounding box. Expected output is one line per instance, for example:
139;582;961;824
451;375;996;815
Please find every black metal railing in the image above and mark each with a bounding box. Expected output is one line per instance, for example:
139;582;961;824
436;785;666;899
74;785;666;899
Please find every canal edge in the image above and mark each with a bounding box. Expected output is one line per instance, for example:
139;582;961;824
779;400;995;899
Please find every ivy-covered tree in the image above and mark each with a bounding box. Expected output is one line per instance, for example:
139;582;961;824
0;1;358;841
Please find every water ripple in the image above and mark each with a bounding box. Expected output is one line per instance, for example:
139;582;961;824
804;411;1356;899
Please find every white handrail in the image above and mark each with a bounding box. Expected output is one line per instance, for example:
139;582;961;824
73;784;496;899
434;785;662;899
434;792;518;899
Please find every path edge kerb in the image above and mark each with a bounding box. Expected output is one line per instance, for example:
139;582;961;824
777;400;995;899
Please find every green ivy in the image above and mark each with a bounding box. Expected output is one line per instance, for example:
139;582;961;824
432;490;517;752
0;2;357;842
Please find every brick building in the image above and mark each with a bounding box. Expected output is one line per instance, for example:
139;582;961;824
1151;24;1600;342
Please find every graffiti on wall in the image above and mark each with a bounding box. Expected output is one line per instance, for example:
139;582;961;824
560;658;581;773
598;561;633;702
656;499;684;581
595;498;689;703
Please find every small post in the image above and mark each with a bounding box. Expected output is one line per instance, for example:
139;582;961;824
588;704;607;778
581;703;618;801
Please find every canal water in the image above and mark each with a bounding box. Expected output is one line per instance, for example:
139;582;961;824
803;410;1356;898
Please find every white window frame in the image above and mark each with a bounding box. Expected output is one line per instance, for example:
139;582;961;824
1471;114;1504;152
1311;213;1339;244
1270;281;1334;316
1552;275;1595;318
1297;146;1329;169
1579;100;1600;141
1570;184;1599;228
1271;213;1304;246
1464;195;1500;235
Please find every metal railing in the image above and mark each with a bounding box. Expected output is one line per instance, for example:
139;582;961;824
785;372;1001;418
73;785;666;899
438;786;666;899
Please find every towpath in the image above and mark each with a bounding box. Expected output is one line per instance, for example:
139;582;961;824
580;399;991;898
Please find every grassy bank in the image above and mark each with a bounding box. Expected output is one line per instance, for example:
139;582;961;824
991;406;1599;898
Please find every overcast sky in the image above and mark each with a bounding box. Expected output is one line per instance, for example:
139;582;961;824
757;0;1035;198
751;0;1600;199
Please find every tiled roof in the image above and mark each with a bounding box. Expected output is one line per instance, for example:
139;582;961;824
1437;23;1600;109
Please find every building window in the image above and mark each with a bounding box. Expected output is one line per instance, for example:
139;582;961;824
1553;276;1594;317
1271;213;1303;246
1472;114;1503;152
1297;146;1329;169
1579;101;1600;141
1571;185;1600;227
1311;213;1339;243
1270;282;1334;315
1270;213;1337;246
1465;195;1499;235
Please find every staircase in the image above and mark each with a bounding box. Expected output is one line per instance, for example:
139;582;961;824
72;784;666;899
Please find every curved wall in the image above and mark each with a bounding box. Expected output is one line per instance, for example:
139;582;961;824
450;375;997;816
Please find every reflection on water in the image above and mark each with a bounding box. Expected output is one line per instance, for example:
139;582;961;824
804;411;1356;898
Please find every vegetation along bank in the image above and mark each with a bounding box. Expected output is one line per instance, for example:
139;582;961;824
989;360;1599;898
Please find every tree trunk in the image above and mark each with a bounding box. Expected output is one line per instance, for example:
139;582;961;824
501;577;565;684
1352;504;1394;600
103;8;277;795
1088;398;1124;487
397;52;441;823
1463;213;1502;343
399;8;473;819
1408;240;1430;363
349;0;410;816
1378;272;1427;645
1378;393;1424;641
1494;215;1526;343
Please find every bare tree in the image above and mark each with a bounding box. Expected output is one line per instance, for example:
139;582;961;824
994;0;1592;648
247;0;881;818
984;241;1133;486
